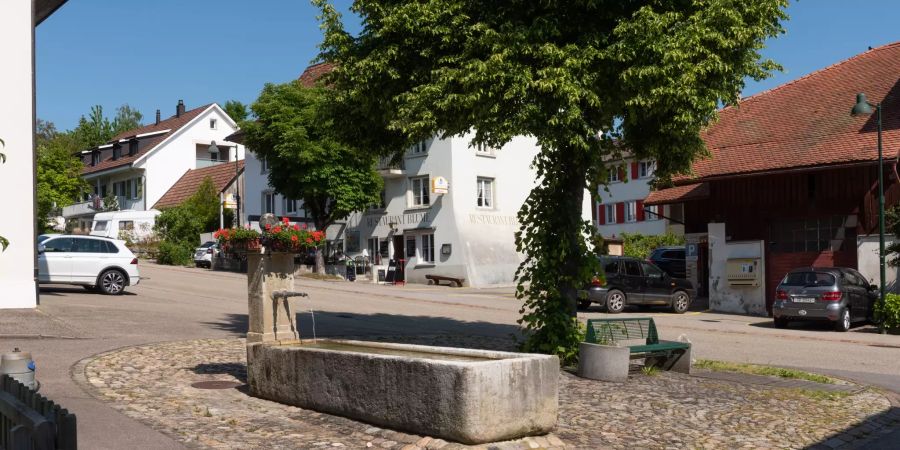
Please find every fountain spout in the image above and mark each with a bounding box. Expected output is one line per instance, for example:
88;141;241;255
272;290;309;301
270;291;308;342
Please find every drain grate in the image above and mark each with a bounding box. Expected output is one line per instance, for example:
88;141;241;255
190;380;243;390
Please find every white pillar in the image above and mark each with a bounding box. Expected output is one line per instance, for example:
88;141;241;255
0;1;38;308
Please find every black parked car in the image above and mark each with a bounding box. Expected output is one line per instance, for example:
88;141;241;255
648;246;686;278
580;256;695;313
773;267;877;332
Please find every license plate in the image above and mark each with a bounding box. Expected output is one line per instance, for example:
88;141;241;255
792;297;815;303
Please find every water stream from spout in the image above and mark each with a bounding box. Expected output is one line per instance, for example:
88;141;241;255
309;309;317;343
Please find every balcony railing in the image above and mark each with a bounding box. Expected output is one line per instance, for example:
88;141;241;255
196;158;227;169
62;200;96;218
377;156;406;178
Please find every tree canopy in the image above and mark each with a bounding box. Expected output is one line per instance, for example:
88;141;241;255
223;100;250;123
241;82;383;272
35;120;87;233
72;104;143;149
316;0;788;360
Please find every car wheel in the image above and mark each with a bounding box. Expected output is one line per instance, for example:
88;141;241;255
98;269;127;295
671;291;690;314
774;317;789;328
834;308;851;332
606;290;626;314
577;299;591;310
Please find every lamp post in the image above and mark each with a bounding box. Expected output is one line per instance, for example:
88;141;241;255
850;93;886;334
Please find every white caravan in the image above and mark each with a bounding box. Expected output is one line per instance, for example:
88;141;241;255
90;210;161;240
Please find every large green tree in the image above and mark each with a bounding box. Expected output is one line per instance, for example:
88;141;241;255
316;0;788;360
241;82;383;272
35;120;88;233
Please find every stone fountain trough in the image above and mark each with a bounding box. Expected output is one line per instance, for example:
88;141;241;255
247;340;558;444
243;248;558;445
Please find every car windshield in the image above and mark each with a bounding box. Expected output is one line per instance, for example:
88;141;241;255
37;235;55;243
200;241;215;248
782;271;836;287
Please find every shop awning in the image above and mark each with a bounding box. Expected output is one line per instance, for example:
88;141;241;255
644;183;709;206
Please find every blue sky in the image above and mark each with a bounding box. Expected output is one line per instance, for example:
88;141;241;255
36;0;900;131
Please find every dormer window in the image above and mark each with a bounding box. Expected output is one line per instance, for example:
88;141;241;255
91;151;101;166
112;144;121;161
129;140;138;156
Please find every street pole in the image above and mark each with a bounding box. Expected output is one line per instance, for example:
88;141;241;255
877;103;886;334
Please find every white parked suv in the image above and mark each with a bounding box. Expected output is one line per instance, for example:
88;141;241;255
38;235;140;295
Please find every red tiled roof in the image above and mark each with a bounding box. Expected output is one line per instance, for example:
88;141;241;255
298;62;335;88
680;42;900;183
82;104;214;175
644;183;710;206
153;161;244;209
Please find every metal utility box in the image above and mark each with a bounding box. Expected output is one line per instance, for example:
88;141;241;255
727;258;760;287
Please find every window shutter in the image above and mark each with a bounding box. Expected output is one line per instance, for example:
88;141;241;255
592;202;598;221
636;200;645;221
616;203;625;224
631;162;639;179
598;204;605;224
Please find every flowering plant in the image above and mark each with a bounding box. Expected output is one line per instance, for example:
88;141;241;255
214;217;325;253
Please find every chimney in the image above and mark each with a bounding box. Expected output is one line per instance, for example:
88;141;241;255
176;99;185;118
155;109;161;125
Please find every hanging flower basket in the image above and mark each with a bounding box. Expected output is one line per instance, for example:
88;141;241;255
215;217;325;255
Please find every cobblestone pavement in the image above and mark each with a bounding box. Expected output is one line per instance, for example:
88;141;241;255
73;336;898;450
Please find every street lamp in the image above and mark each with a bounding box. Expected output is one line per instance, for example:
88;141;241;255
850;92;886;334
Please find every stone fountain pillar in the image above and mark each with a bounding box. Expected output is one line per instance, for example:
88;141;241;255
246;252;299;343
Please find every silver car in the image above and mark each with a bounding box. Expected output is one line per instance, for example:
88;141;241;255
193;241;219;268
773;267;876;332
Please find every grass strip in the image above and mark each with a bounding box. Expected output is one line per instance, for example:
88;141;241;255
695;359;834;384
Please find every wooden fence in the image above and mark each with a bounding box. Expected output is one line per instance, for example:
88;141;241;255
0;375;76;450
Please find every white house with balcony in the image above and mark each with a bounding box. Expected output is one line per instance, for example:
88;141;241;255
594;158;684;238
63;101;245;230
337;134;593;287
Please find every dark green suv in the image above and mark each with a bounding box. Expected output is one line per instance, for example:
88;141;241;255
579;256;695;313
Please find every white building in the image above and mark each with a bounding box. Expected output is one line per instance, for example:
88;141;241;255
594;158;683;238
63;101;245;230
238;144;311;229
338;134;593;287
0;0;67;308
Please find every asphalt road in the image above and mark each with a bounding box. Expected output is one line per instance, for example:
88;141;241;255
4;263;899;449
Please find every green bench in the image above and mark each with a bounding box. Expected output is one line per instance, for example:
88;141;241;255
581;317;692;379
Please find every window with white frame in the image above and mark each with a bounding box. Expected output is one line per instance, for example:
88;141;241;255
476;177;494;208
410;176;430;207
263;192;276;214
285;198;297;214
410;140;428;155
625;201;637;223
608;168;620;183
421;233;435;263
638;161;656;178
475;142;494;154
260;157;269;173
210;118;217;130
646;204;661;220
605;204;616;224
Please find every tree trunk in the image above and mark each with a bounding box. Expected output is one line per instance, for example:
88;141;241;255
559;157;587;318
315;246;326;275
